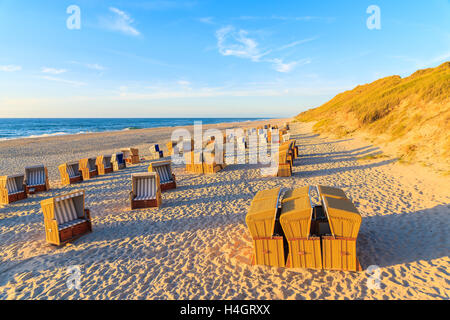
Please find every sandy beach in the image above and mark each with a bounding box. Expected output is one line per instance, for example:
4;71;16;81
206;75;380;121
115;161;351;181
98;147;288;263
0;118;449;300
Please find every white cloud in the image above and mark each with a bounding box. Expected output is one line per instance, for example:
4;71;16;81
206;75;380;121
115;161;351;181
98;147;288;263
41;67;67;75
41;76;86;87
198;17;214;24
269;58;311;73
0;65;22;72
215;26;312;73
100;7;140;36
216;26;269;62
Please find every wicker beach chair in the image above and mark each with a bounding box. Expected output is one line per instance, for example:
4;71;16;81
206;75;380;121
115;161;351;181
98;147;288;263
40;190;92;246
0;174;27;204
96;155;113;175
111;153;126;171
130;172;162;209
58;162;83;186
321;196;362;271
122;148;140;164
149;144;164;160
148;160;176;191
24;165;50;194
277;150;292;177
280;192;322;269
246;188;286;267
79;158;98;180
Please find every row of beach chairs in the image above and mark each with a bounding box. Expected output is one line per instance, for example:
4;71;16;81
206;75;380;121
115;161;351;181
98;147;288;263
40;160;177;246
246;185;362;272
0;165;50;204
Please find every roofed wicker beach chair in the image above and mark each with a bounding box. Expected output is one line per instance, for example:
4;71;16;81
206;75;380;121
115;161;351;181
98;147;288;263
40;190;92;246
148;160;176;191
0;174;27;204
96;155;113;175
58;162;83;186
79;158;98;180
25;165;50;194
149;144;164;160
111;152;126;171
277;149;292;177
245;187;286;267
280;187;322;269
122;148;140;165
321;195;362;271
130;172;162;209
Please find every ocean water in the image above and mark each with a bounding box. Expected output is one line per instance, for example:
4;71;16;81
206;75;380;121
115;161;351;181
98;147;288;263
0;118;267;140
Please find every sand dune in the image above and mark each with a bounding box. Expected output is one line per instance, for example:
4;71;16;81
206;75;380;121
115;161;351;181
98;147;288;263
0;120;449;300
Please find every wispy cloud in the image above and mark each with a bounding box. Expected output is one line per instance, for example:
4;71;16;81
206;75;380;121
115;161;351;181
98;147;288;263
41;76;86;87
216;26;270;62
198;17;214;24
41;67;67;75
216;25;312;73
69;61;106;71
100;7;140;36
269;58;311;73
0;65;22;72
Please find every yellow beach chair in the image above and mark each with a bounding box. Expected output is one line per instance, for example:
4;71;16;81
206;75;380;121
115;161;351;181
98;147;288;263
246;188;286;267
58;161;83;185
280;195;322;269
79;158;98;180
40;190;92;246
0;174;27;204
96;155;113;175
321;196;362;271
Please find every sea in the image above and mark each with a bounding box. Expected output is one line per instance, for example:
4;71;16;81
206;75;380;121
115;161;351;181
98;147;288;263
0;118;269;141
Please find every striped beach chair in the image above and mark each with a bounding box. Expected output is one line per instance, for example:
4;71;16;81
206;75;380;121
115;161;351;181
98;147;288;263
40;190;92;246
0;174;27;204
130;172;162;209
79;158;98;180
58;162;83;185
148;160;176;191
25;165;50;194
96;155;113;175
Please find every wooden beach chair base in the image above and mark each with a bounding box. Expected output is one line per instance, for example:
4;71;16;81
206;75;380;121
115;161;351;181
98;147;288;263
69;176;83;185
2;191;27;204
161;180;177;192
131;198;160;209
81;169;98;181
26;184;48;194
286;237;323;269
44;209;92;246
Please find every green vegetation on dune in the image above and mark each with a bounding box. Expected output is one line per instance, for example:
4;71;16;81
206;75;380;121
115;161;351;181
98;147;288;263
296;62;450;171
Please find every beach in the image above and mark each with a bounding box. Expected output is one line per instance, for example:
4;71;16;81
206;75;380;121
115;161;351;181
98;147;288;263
0;118;449;300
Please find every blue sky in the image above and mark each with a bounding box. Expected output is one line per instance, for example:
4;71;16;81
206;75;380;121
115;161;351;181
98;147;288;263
0;0;449;118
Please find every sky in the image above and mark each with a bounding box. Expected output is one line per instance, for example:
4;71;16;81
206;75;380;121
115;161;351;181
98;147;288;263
0;0;449;118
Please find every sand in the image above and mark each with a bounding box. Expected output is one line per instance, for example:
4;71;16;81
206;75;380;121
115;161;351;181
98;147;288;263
0;119;449;300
